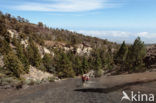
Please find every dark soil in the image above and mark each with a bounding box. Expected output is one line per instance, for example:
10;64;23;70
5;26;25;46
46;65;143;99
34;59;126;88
0;72;156;103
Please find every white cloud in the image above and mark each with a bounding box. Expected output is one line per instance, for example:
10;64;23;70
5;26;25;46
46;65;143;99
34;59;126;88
137;32;156;38
76;30;156;44
77;30;132;37
11;0;123;12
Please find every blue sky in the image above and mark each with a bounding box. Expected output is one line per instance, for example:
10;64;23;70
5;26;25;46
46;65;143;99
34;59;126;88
0;0;156;43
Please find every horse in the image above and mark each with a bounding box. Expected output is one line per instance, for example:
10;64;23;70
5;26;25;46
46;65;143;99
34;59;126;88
81;74;89;83
81;70;95;84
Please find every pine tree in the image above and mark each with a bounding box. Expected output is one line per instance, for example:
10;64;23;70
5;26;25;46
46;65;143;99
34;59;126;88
95;56;102;70
73;56;82;75
81;57;89;74
104;52;114;70
0;16;7;36
42;54;55;73
0;38;11;54
27;41;41;67
115;41;128;64
57;52;75;78
15;41;29;73
126;37;146;71
94;55;103;77
4;51;25;78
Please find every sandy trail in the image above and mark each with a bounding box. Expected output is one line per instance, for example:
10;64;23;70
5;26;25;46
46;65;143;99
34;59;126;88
0;72;156;103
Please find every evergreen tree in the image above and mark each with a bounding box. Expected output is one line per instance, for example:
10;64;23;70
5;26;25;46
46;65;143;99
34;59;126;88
42;54;55;73
94;56;103;77
57;52;75;78
0;38;11;54
95;56;102;70
27;41;41;67
73;56;82;75
15;41;29;73
115;41;128;64
81;57;89;74
0;16;7;36
4;51;25;78
104;52;114;70
126;37;146;71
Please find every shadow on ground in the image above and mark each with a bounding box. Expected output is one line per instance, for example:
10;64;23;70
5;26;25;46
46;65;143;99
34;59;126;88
74;79;156;94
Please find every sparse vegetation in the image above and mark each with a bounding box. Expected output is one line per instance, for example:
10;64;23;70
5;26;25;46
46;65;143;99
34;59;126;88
0;11;150;86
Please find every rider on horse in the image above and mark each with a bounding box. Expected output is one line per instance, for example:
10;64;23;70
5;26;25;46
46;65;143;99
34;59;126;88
81;74;89;83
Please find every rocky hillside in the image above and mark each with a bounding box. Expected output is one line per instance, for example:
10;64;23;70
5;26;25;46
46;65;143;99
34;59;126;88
0;11;119;86
0;11;153;88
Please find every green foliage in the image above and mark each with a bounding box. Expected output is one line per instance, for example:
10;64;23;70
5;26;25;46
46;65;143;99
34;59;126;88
115;41;128;64
95;55;102;70
95;69;103;77
27;40;41;67
12;38;29;73
4;51;25;78
0;38;11;54
104;52;114;70
81;57;89;74
30;33;45;45
42;54;55;73
56;52;75;78
0;15;7;36
73;56;82;75
125;37;146;72
115;41;128;71
38;63;46;71
0;11;122;78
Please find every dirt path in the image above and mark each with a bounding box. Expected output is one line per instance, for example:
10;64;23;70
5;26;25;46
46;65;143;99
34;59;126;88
0;72;156;103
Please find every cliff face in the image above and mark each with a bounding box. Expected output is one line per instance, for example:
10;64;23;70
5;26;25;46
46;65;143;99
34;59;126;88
37;44;54;58
44;40;93;56
74;44;92;56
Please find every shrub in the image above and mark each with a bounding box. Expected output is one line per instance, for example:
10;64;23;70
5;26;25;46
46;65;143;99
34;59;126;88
42;54;55;73
0;38;11;54
4;51;25;78
95;69;103;77
27;40;41;67
14;39;29;73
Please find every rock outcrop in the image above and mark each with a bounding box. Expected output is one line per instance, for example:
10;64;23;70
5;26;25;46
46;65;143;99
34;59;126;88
45;41;92;56
37;45;54;58
75;44;92;56
8;29;19;39
21;38;29;48
22;66;54;82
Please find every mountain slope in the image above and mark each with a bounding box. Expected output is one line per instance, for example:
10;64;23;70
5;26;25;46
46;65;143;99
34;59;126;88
0;11;152;88
0;11;118;83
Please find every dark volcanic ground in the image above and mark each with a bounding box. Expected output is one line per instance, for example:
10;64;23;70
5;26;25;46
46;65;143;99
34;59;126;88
0;72;156;103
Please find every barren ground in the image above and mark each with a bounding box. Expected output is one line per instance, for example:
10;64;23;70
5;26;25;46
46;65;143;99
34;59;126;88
0;71;156;103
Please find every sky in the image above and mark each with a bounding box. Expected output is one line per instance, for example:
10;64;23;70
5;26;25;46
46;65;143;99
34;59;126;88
0;0;156;44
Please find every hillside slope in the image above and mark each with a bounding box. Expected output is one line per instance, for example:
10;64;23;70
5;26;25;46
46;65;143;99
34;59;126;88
0;11;154;88
0;11;119;86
